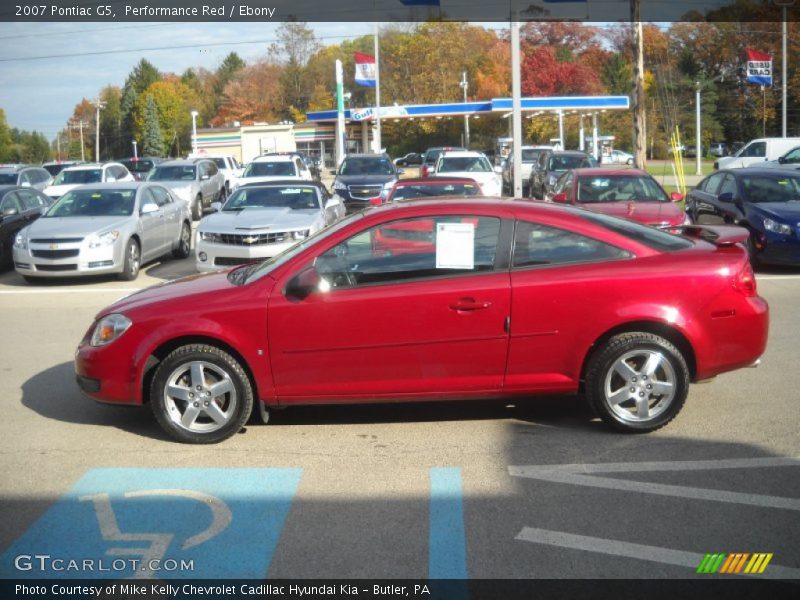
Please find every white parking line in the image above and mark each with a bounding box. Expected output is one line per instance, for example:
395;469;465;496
509;457;800;511
757;275;800;280
515;528;800;579
0;288;141;294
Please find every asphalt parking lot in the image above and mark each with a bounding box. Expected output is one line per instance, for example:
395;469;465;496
0;245;798;583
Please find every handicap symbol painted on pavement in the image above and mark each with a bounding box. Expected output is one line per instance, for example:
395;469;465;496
0;468;302;579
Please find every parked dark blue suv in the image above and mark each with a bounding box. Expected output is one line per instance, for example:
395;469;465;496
331;154;400;213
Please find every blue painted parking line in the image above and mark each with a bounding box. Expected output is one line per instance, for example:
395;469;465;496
429;467;468;580
0;468;302;579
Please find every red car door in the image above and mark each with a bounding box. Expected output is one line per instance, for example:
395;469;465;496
267;214;511;401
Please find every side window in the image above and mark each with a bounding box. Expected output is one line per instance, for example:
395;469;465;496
206;161;218;176
554;172;572;195
718;174;738;197
139;187;158;209
741;142;766;158
512;221;631;268
15;189;42;210
0;192;22;213
149;186;172;207
701;173;725;194
315;216;502;289
295;158;304;174
19;172;32;185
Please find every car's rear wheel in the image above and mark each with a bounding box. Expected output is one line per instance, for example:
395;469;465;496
150;344;253;444
173;222;191;259
746;234;762;270
119;238;140;281
192;195;202;221
584;332;689;432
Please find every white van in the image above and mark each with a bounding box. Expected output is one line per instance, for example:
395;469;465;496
714;137;800;169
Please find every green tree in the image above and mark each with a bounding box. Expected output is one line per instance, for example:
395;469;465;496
269;22;321;119
0;109;13;162
141;96;164;157
99;86;123;159
211;53;246;118
133;78;200;156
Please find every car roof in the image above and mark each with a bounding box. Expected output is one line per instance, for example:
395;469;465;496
61;163;106;171
343;153;390;159
439;151;487;158
62;182;145;189
237;180;326;189
551;151;590;156
159;159;199;166
726;167;800;177
572;168;648;177
251;155;295;162
394;177;479;185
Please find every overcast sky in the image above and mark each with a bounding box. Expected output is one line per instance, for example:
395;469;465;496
0;22;380;140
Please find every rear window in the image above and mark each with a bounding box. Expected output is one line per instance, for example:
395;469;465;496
576;210;693;252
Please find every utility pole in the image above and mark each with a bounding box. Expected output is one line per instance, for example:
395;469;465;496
92;98;106;162
56;134;61;161
69;120;87;162
460;71;470;148
511;16;523;197
774;0;795;137
631;0;646;168
695;82;702;175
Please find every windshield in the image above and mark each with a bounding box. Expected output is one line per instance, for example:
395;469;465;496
242;161;296;177
438;156;492;173
741;174;800;203
549;155;591;171
390;182;481;201
576;175;669;203
45;188;136;217
54;169;103;185
238;213;364;284
521;149;546;162
211;158;227;169
338;157;395;176
149;165;196;181
121;160;155;174
224;186;320;211
0;173;17;184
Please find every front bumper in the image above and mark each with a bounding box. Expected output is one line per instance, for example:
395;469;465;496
195;238;298;272
13;241;123;278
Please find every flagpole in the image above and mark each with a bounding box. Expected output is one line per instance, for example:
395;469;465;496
374;22;382;154
335;59;346;166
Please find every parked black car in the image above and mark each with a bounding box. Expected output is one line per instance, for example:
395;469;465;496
528;150;593;199
331;154;400;213
0;185;52;268
120;157;166;182
686;167;800;267
394;153;423;167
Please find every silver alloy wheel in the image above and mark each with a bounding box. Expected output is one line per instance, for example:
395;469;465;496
127;241;140;277
602;349;676;423
163;360;238;433
180;224;190;253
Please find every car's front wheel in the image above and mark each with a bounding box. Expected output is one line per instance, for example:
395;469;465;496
191;195;203;221
119;238;140;281
150;344;254;444
584;332;689;432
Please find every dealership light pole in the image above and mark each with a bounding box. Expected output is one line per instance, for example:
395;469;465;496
460;71;470;148
511;17;523;197
190;110;199;154
132;140;138;160
92;98;105;162
774;0;795;137
695;82;702;176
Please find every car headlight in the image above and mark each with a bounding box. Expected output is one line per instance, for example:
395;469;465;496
86;230;120;248
90;313;132;347
292;229;310;240
764;217;792;236
14;232;28;250
199;231;223;243
333;180;347;192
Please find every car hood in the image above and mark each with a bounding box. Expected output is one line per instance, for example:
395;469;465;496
336;174;396;185
752;202;800;222
239;176;301;184
436;171;497;185
102;270;237;317
153;181;197;190
201;207;320;231
43;183;80;197
27;215;132;238
579;201;684;225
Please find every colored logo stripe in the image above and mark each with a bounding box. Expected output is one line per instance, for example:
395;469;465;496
697;553;773;574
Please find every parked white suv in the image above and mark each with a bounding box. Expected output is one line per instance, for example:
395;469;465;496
434;151;502;196
188;153;242;196
43;162;134;201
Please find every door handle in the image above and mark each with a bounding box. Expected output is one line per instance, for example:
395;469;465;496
449;297;492;311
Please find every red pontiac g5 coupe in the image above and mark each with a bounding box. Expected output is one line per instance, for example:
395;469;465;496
75;199;768;443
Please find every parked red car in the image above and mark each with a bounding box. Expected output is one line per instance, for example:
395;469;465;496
549;168;686;228
75;199;768;443
384;177;482;203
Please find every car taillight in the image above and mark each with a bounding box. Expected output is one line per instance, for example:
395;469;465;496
733;262;757;297
421;165;429;177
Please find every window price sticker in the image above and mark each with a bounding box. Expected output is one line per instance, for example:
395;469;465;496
436;222;475;269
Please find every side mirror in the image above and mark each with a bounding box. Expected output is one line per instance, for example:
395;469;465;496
140;202;159;214
324;196;341;209
210;201;222;212
493;166;503;174
20;181;31;188
778;156;786;164
2;207;19;216
670;191;684;202
551;192;568;203
285;266;322;299
718;192;734;203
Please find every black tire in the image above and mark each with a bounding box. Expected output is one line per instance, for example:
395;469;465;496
219;186;227;204
626;158;634;165
584;332;689;433
150;344;254;444
191;195;202;221
746;234;762;270
172;222;191;259
119;238;140;281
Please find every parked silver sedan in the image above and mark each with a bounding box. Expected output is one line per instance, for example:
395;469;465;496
13;182;192;282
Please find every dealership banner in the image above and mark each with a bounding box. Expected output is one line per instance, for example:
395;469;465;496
746;48;773;86
354;53;377;88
